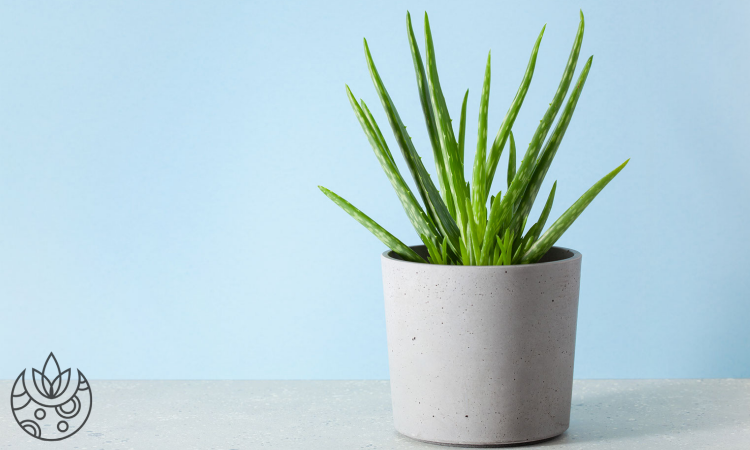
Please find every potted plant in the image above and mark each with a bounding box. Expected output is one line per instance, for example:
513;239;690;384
319;10;627;446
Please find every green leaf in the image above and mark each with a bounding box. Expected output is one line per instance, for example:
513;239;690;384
511;53;592;241
319;186;426;263
362;40;461;254
465;197;481;265
425;13;468;232
507;131;516;188
459;232;469;264
458;89;468;167
513;222;539;263
528;11;586;159
360;101;396;167
484;25;545;196
423;233;443;264
406;11;455;216
503;232;514;266
464;212;474;265
512;181;555;264
521;159;629;264
507;13;586;240
492;237;501;265
533;180;557;242
346;85;439;243
495;229;514;266
481;12;586;264
471;51;491;234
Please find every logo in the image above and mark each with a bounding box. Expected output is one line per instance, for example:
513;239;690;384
10;353;92;441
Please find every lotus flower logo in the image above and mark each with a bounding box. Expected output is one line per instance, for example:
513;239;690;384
10;353;92;441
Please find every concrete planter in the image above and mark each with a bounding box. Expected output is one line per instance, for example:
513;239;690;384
381;245;582;446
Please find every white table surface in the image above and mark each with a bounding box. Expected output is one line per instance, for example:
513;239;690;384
1;379;749;449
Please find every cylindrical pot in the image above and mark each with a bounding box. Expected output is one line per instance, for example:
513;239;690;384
382;245;582;446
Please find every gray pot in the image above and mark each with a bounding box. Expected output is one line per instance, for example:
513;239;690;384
381;245;582;446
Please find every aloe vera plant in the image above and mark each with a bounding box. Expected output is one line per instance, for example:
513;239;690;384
319;11;628;265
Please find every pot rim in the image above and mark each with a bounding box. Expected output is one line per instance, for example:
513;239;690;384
382;245;581;270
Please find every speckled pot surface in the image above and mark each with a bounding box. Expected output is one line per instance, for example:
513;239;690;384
381;245;582;447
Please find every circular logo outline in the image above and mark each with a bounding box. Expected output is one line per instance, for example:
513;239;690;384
10;353;93;441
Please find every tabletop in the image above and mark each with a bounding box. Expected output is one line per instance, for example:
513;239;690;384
1;379;749;449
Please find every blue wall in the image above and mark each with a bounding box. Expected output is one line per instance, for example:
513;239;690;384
1;0;748;379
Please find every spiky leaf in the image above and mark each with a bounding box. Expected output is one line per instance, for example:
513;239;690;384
521;160;629;264
319;186;426;263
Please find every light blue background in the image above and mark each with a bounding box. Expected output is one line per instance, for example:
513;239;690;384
1;0;748;379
